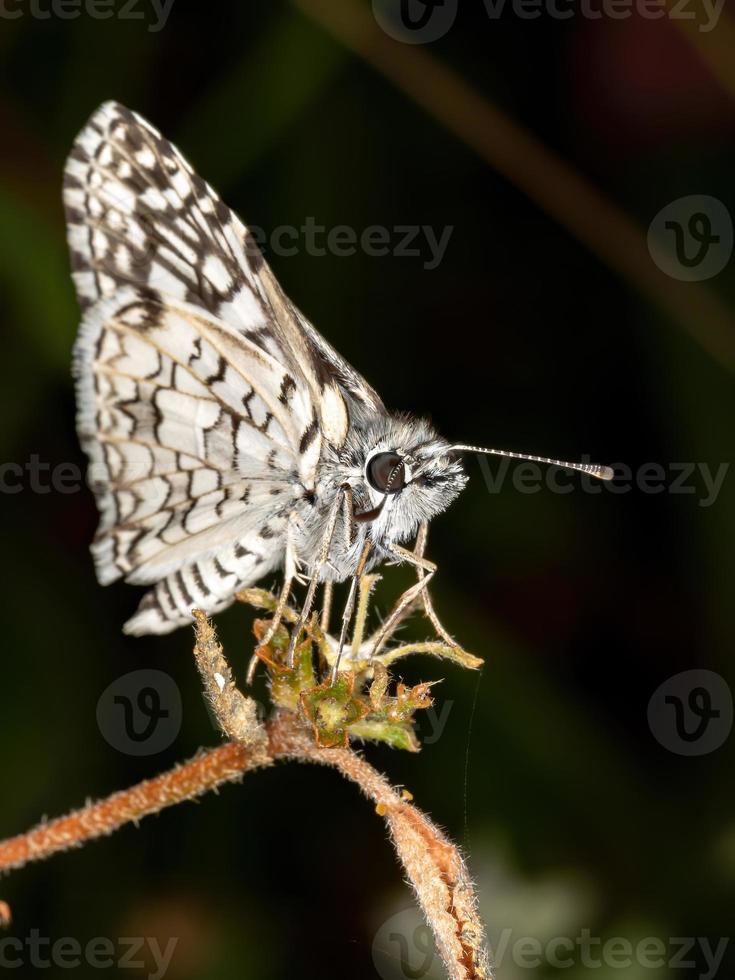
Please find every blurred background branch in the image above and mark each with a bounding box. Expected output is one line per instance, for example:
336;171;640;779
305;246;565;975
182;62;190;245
294;0;735;372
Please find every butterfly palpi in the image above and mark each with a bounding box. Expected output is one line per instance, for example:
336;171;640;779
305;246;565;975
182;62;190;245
64;102;612;675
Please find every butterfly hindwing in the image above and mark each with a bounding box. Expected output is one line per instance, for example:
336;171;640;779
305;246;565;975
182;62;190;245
74;286;307;632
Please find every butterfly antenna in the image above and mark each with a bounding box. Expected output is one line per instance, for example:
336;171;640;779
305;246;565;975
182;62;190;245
451;445;614;482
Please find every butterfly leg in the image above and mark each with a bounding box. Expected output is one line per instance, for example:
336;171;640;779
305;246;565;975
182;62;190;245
245;573;294;685
327;487;362;678
246;513;301;684
318;486;356;637
369;571;436;658
389;533;457;648
320;580;334;633
362;534;428;656
286;487;347;668
410;522;457;648
351;573;381;656
330;538;373;684
258;576;293;648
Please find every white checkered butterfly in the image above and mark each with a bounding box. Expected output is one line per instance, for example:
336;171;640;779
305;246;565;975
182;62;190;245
65;103;612;667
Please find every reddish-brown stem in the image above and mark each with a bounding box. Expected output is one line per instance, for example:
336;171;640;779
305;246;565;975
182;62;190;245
0;711;489;979
274;716;489;979
0;741;269;874
0;714;395;877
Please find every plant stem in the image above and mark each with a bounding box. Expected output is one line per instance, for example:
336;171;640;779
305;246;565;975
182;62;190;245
273;714;490;978
0;711;490;979
0;741;269;874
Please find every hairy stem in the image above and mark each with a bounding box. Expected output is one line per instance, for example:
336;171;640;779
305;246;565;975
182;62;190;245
0;613;490;979
273;713;490;979
0;712;489;979
0;741;270;874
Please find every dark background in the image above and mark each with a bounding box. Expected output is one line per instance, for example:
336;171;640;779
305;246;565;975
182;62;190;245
1;2;733;978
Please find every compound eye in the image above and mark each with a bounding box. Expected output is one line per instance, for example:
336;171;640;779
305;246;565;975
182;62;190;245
366;451;406;494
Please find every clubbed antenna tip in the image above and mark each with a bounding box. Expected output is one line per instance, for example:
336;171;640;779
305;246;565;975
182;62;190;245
451;445;615;481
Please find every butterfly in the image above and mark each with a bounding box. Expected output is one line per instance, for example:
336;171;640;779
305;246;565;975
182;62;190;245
65;102;612;671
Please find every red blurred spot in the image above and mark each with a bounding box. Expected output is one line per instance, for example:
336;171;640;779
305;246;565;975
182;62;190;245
570;18;734;146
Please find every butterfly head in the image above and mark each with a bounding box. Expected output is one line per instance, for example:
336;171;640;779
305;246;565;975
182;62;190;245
349;416;468;539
